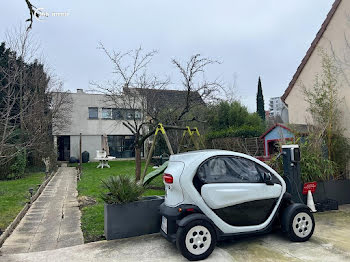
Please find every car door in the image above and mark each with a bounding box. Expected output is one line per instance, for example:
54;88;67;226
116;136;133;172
198;156;282;226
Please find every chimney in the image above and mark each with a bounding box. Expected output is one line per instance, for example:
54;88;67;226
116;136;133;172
77;89;84;94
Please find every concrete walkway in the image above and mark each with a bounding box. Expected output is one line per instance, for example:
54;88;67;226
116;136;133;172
0;167;84;254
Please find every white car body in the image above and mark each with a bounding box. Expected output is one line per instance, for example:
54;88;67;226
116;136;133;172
163;150;286;234
160;149;314;261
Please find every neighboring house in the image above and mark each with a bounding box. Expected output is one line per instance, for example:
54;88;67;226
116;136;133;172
53;89;140;161
282;0;350;137
53;88;203;161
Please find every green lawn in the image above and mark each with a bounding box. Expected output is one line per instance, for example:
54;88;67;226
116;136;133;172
76;161;165;242
0;172;45;231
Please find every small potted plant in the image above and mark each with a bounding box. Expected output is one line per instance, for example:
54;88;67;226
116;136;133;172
102;175;164;240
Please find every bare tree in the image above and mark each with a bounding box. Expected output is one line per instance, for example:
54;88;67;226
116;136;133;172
171;54;223;123
94;47;225;180
0;27;71;175
92;44;169;181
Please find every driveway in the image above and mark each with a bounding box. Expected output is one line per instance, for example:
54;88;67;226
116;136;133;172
1;205;349;261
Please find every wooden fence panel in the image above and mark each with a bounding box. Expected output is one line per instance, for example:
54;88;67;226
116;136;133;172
208;137;264;157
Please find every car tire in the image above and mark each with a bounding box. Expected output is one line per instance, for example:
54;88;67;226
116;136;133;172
176;219;217;261
285;207;315;242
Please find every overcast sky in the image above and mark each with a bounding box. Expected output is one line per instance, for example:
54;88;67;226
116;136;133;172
1;0;334;111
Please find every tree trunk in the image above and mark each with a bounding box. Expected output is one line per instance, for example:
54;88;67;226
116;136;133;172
135;146;141;181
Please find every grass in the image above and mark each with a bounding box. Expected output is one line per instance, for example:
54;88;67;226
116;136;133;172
0;172;45;231
76;160;165;242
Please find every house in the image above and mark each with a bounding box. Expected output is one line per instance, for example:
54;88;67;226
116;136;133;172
53;89;140;161
281;0;350;138
53;88;203;161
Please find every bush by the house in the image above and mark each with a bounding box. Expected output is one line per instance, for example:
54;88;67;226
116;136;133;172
303;52;350;179
267;136;337;183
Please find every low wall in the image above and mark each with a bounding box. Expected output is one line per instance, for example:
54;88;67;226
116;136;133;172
313;180;350;205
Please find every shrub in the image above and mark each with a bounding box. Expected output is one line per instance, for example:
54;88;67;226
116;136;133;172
206;101;265;141
299;138;337;182
206;125;265;140
208;101;265;131
331;134;350;179
303;52;350;178
100;175;145;204
7;149;27;180
266;137;337;183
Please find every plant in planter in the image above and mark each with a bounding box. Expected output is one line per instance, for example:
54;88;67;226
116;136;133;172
102;175;164;240
101;176;145;204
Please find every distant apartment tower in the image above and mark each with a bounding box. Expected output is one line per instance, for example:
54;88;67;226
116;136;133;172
269;97;289;123
269;97;283;117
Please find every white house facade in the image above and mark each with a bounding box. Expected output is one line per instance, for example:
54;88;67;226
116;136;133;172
53;89;141;161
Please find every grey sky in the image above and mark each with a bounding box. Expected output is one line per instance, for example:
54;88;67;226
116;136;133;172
1;0;334;111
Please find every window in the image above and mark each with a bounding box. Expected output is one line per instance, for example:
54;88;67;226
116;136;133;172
197;156;264;184
108;135;139;158
88;107;98;119
102;108;112;119
135;110;142;120
112;109;124;120
126;110;134;120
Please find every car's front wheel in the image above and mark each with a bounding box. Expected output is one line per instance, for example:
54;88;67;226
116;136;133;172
286;208;315;242
176;220;217;261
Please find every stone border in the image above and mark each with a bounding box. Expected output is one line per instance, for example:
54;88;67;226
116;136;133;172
0;170;57;247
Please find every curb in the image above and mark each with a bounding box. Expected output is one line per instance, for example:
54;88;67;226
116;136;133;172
0;170;57;248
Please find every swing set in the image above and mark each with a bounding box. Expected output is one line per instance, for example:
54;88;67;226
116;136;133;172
142;123;205;185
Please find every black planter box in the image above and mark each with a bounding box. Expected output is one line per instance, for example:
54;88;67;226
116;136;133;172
312;179;350;205
104;196;164;240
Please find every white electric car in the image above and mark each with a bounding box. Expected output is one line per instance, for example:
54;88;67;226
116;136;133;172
160;150;315;261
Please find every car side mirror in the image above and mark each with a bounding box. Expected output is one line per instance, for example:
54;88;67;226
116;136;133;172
263;173;274;185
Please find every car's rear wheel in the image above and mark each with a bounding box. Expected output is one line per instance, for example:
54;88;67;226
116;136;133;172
287;208;315;242
176;220;216;261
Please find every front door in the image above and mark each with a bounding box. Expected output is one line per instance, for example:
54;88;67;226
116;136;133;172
57;136;70;161
197;156;282;226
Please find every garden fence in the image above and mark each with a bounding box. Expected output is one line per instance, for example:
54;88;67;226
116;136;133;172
208;137;264;157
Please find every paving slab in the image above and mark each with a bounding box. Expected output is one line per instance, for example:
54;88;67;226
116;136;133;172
218;204;350;262
0;167;83;254
0;234;232;262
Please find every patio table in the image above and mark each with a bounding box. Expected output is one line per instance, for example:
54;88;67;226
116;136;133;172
94;156;116;168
